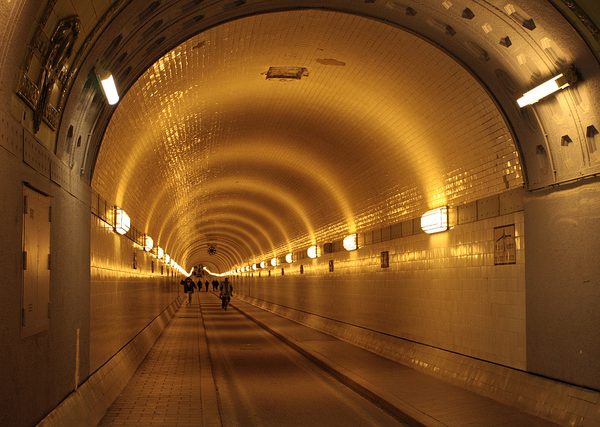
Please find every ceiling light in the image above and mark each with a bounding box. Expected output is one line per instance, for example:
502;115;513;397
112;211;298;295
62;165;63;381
343;234;358;251
114;207;130;235
99;73;120;105
517;69;576;107
421;207;449;234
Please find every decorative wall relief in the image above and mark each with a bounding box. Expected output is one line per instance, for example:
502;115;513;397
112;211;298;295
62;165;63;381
18;15;80;133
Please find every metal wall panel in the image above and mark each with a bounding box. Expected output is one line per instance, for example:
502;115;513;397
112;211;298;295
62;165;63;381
22;185;51;338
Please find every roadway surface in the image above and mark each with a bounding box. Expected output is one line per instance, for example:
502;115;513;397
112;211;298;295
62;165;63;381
203;296;404;426
99;291;555;426
99;293;404;426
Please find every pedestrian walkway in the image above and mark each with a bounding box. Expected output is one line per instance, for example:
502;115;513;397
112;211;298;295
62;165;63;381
99;292;556;426
98;300;220;426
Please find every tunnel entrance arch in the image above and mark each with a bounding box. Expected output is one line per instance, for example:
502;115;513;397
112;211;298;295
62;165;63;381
59;0;599;195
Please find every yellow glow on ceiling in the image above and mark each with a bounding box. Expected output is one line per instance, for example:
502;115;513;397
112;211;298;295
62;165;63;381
93;10;521;270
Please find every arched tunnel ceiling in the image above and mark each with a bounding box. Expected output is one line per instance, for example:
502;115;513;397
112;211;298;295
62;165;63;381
92;10;523;271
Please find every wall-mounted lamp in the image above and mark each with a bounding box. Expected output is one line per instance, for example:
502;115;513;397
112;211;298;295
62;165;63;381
307;245;320;259
270;257;278;267
144;235;154;252
165;253;170;264
285;253;294;264
259;261;266;269
97;70;120;105
114;207;130;235
252;263;257;271
421;206;449;234
343;234;358;251
157;246;164;260
517;67;577;107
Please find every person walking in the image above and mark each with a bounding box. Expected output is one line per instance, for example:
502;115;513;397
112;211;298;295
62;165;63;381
204;280;209;292
219;277;233;310
180;276;196;305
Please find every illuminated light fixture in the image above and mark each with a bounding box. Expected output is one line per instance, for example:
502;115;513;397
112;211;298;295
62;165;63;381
114;207;130;235
144;235;154;252
165;254;171;264
516;71;575;108
420;206;449;234
99;73;120;105
252;263;257;271
285;253;293;264
157;246;164;259
270;257;278;267
307;245;320;259
259;261;266;269
343;234;358;251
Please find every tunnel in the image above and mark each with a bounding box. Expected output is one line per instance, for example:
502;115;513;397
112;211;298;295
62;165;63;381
0;1;599;425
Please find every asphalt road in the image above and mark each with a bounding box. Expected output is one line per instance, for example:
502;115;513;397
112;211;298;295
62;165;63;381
200;296;405;427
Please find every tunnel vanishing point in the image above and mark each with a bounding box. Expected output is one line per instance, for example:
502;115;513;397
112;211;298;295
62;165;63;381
0;1;599;426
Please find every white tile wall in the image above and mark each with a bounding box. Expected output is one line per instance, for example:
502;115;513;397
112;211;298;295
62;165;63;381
236;211;526;369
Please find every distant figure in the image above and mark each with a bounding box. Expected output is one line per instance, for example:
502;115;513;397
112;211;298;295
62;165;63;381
180;276;196;305
212;279;219;291
204;280;209;292
219;278;233;310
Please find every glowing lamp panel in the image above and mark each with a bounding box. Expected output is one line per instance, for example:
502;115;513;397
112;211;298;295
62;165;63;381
100;74;120;105
343;234;358;251
114;208;130;235
421;207;449;234
517;73;569;107
144;235;154;252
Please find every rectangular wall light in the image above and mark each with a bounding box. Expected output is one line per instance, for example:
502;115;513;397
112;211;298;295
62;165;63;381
343;234;358;251
517;73;571;107
100;73;120;105
421;206;449;234
114;207;130;235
